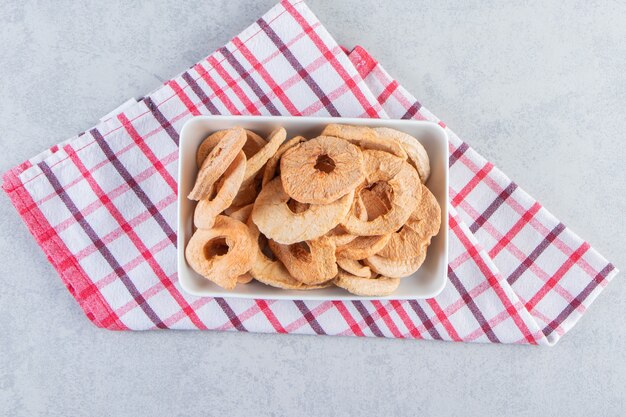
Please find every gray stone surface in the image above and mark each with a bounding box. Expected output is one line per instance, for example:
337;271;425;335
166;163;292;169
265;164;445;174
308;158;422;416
1;0;624;416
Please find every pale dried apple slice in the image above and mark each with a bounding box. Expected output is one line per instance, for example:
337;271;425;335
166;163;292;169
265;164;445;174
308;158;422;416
193;151;246;229
189;127;246;200
376;182;440;258
184;215;256;290
237;273;254;284
373;127;430;183
342;150;421;236
230;128;286;207
280;135;364;204
196;130;226;168
321;124;407;159
325;225;358;246
242;130;267;159
334;271;400;297
357;181;393;221
262;135;305;186
366;183;441;277
252;177;354;244
336;258;372;278
336;234;392;260
325;196;366;246
247;218;331;290
361;150;404;182
196;129;263;167
230;173;263;207
268;236;337;285
365;246;428;278
225;203;254;223
407;182;442;240
242;127;286;184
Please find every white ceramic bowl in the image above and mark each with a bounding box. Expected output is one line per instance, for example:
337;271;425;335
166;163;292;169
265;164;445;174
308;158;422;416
178;116;448;300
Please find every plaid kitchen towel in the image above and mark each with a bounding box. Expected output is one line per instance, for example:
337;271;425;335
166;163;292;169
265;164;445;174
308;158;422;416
2;0;617;344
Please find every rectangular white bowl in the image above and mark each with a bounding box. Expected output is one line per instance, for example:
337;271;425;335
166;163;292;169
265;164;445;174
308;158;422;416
178;116;448;300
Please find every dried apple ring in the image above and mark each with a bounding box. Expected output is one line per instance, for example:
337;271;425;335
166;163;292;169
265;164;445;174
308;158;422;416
194;151;246;230
285;199;310;214
196;129;264;167
242;127;286;184
322;123;377;141
344;152;400;227
375;183;440;258
336;234;392;260
280;135;364;204
237;273;254;284
334;271;400;297
406;182;441;241
366;183;441;277
325;225;358;246
230;173;263;207
336;258;372;278
252;177;354;244
321;124;407;160
247;218;331;290
184;215;256;290
325;193;368;246
268;236;337;285
342;150;421;236
262;135;305;186
361;150;404;182
230;127;286;207
196;130;226;168
365;247;428;278
242;130;267;159
373;127;430;183
357;182;393;221
189;127;246;200
225;203;254;223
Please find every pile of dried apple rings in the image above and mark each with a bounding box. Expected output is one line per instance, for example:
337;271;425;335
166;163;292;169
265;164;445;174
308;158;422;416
185;124;441;296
